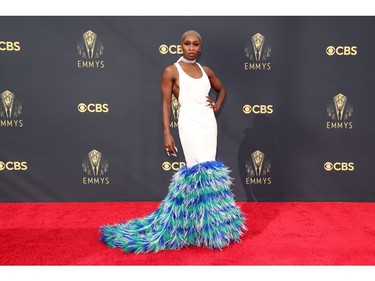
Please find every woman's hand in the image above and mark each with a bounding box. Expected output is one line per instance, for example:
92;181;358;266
206;96;220;112
164;133;178;157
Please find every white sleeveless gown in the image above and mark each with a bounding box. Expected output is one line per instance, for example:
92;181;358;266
174;62;217;167
99;60;246;253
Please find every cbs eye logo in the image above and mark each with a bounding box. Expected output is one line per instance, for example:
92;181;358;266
326;46;357;56
243;104;273;114
0;161;28;171
159;44;182;55
324;162;354;171
78;103;109;113
162;161;185;171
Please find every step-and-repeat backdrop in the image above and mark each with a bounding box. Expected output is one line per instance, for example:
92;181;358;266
1;16;374;202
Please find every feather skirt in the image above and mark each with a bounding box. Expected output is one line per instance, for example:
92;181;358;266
99;161;247;253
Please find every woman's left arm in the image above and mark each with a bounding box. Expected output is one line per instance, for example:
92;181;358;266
203;66;227;112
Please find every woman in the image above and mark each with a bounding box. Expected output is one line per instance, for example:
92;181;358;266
100;30;246;253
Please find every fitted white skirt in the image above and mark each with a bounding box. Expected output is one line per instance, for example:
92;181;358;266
178;103;217;167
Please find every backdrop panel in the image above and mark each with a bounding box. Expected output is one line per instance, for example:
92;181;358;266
0;16;374;202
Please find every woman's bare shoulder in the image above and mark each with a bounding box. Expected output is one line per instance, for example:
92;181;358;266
202;65;215;77
162;64;178;77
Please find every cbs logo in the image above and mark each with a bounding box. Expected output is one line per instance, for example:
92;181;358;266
0;161;28;171
78;103;109;113
243;104;273;114
162;161;185;171
326;46;357;56
159;44;182;55
324;162;354;171
0;41;21;51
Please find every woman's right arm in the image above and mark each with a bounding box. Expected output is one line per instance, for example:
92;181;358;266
161;66;177;156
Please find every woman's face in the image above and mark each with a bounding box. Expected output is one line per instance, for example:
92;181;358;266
181;34;201;60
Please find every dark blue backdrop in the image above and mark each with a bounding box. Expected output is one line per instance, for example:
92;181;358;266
0;16;374;202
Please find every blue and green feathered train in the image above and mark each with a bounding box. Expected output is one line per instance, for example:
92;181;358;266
99;161;246;253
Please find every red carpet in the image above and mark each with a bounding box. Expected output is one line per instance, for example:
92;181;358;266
0;202;374;265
